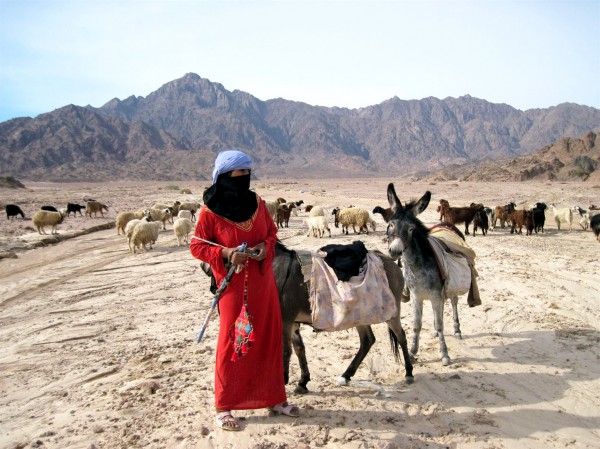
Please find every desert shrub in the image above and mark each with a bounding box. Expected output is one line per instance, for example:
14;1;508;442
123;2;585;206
180;188;192;194
163;185;179;191
573;156;596;175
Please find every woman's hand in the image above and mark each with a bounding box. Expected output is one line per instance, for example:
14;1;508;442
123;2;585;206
223;247;249;265
250;242;267;261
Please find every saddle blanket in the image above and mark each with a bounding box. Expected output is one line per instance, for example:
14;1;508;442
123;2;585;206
309;251;397;331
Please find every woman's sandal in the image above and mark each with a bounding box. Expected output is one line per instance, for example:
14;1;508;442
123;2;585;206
269;401;300;417
215;411;241;431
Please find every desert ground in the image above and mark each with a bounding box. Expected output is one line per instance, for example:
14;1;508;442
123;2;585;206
1;178;599;449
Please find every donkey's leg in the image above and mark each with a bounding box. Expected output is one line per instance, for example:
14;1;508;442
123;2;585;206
386;318;414;383
410;296;424;361
338;325;376;385
281;321;295;387
450;295;462;339
432;296;451;365
291;323;311;394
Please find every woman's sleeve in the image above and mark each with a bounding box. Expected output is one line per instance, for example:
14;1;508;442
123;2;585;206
190;207;227;277
259;197;278;270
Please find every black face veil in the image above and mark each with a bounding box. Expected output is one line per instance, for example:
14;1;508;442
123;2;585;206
203;171;257;222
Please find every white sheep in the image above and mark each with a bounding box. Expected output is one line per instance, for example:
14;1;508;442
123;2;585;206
115;210;151;235
177;209;193;220
140;208;171;230
152;201;181;223
550;204;573;231
336;208;373;235
125;217;151;251
265;200;279;221
32;210;65;235
130;221;162;253
306;215;331;238
173;217;194;246
178;201;201;221
308;206;327;217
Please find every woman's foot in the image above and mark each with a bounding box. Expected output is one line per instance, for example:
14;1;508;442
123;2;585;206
269;401;300;417
215;411;241;431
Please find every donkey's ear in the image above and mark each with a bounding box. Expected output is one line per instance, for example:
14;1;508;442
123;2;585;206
387;183;403;213
413;191;431;216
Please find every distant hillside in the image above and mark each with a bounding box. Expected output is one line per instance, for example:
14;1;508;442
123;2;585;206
1;73;599;181
419;131;600;182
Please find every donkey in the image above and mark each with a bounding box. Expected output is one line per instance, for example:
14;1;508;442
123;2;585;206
201;241;414;393
386;183;469;366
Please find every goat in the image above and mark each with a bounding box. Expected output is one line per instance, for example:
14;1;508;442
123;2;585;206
41;205;58;212
275;204;294;229
493;202;516;229
509;209;534;235
472;210;489;236
550;204;573;231
437;199;450;221
532;202;547;233
66;202;85;217
591;214;600;242
372;206;394;223
5;204;25;219
438;201;484;235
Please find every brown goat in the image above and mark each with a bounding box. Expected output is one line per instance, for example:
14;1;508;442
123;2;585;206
372;206;394;222
509;209;534;235
493;202;516;229
438;201;484;235
275;204;294;228
437;199;450;221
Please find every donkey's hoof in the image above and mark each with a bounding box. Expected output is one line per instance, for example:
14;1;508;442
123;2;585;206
431;330;440;338
442;356;451;366
294;385;309;395
454;332;463;340
337;376;349;386
405;376;415;385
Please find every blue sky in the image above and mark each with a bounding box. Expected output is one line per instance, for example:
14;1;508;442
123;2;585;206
1;0;599;122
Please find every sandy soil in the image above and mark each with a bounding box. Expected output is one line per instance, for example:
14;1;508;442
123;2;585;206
1;178;599;449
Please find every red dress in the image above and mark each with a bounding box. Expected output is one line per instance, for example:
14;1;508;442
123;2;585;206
190;195;286;410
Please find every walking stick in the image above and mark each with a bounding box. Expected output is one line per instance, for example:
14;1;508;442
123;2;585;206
196;242;247;343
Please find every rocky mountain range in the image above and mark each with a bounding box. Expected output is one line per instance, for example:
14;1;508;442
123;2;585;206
1;72;599;181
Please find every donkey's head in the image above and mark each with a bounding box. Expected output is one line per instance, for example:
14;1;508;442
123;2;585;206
386;183;431;259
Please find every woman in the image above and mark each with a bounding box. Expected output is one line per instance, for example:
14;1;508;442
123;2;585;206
190;149;299;431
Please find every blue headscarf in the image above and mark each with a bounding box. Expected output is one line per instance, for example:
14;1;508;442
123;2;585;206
212;150;253;184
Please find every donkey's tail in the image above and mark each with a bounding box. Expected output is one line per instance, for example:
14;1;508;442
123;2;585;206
388;328;401;362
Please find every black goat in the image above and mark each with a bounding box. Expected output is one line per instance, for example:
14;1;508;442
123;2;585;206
5;204;25;219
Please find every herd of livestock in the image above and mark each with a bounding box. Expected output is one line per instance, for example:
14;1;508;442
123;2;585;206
4;194;600;250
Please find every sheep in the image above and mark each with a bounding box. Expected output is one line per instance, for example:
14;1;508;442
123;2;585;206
335;207;373;235
130;221;162;253
484;207;494;231
493;202;516;229
152;201;181;223
5;204;25;219
265;200;280;221
125;217;151;250
589;204;600;211
532;202;547;233
438;201;484;235
372;206;394;223
178;201;201;221
304;205;314;213
591;214;600;242
66;202;85;217
306;215;331;238
550;204;573;231
83;196;96;202
309;206;327;217
116;210;152;235
173;217;194;246
85;201;109;218
177;209;193;220
32;210;65;235
472;209;489;236
147;208;172;230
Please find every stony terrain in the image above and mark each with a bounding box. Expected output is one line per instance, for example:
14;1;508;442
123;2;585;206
1;178;599;449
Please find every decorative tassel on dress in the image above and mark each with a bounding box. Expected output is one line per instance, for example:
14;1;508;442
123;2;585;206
230;261;255;361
